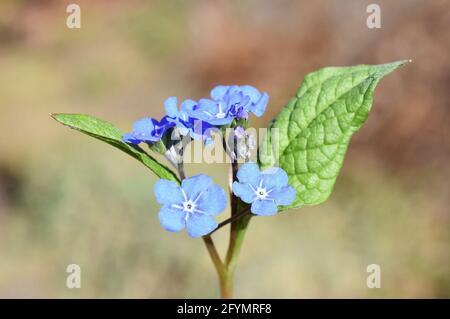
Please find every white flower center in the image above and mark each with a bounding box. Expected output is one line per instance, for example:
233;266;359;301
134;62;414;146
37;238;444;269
171;188;207;217
255;187;269;200
183;200;196;213
249;179;272;201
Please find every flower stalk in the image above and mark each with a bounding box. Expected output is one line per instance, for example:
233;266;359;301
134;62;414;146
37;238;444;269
175;138;252;298
214;133;252;298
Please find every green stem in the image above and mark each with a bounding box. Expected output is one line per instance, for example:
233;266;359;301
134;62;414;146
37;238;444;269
208;207;250;235
220;157;252;298
225;211;251;271
203;135;253;298
202;235;227;295
177;162;186;180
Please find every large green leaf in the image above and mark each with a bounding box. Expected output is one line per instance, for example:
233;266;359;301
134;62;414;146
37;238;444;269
51;113;179;182
259;60;408;207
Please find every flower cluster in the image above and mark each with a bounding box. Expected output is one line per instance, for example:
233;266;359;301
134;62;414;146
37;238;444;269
122;85;269;145
125;84;297;237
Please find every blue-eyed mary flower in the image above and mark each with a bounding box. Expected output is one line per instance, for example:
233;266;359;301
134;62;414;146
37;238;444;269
233;163;296;216
187;85;269;126
123;117;174;144
154;175;227;237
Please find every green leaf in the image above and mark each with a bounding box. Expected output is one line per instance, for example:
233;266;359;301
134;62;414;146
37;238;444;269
259;60;409;208
51;113;179;182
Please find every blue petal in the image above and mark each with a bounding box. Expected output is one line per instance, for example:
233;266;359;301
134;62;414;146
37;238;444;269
182;174;214;200
164;96;179;118
197;185;227;215
189;120;216;141
232;181;255;204
154;179;184;205
122;132;141;144
225;85;240;99
240;85;261;102
210;85;230;101
262;167;289;189
175;115;191;135
186;213;218;237
158;205;186;232
198;98;218;114
130;118;162;142
237;162;261;187
271;186;296;206
192;99;235;125
133;118;155;134
160;115;176;128
180;99;198;114
204;116;234;126
250;92;269;117
251;199;278;216
228;91;246;107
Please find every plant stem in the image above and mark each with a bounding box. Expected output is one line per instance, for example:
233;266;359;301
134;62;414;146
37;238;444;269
225;210;251;274
177;163;186;180
202;235;227;291
177;161;230;298
207;207;250;235
230;161;239;215
197;135;253;298
219;151;252;298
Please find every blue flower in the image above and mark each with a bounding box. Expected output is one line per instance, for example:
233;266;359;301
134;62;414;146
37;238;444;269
123;117;174;144
154;175;227;237
164;96;215;144
187;85;269;125
232;163;296;216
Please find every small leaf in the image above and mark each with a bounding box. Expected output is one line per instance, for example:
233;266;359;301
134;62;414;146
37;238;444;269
259;60;408;207
51;113;179;182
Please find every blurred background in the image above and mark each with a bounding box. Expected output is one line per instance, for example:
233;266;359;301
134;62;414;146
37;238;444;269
0;0;449;298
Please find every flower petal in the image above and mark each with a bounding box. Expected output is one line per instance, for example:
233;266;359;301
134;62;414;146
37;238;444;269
182;174;214;200
186;213;218;237
262;167;289;189
122;132;141;144
210;85;230;101
240;85;261;102
250;92;269;117
251;199;278;216
228;91;246;107
271;186;297;206
237;162;261;186
131;118;162;142
133;118;155;134
232;181;255;204
197;185;227;215
198;98;218;114
159;206;186;232
164;96;178;118
204;116;234;126
154;179;184;205
180;99;198;114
